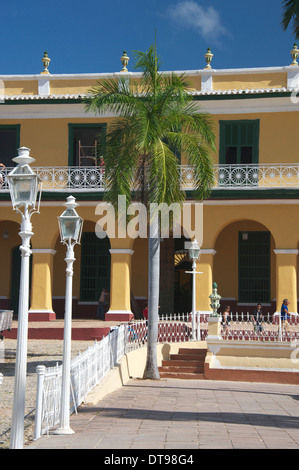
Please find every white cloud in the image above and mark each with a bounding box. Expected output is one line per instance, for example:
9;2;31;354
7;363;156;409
166;1;229;43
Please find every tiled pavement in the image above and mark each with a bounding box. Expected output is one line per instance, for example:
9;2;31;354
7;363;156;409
27;378;299;450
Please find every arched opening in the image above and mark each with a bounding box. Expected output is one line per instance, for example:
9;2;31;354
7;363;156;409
173;237;192;314
53;220;111;319
213;219;276;314
131;234;192;315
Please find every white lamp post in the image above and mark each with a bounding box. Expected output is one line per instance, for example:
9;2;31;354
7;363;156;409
186;239;201;341
7;147;41;449
54;196;83;435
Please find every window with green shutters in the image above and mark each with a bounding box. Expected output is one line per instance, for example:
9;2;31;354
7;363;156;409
68;124;107;166
0;125;20;166
238;231;271;304
219;120;260;166
80;232;111;302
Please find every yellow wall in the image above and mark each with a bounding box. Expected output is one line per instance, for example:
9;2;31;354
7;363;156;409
206;340;299;370
186;75;201;91
212;73;287;90
212;111;299;165
202;202;299;249
1;112;298;169
1;70;288;97
0;118;114;167
3;80;38;95
50;79;98;95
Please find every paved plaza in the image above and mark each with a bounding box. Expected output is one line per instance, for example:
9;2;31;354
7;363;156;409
2;338;299;451
27;377;299;450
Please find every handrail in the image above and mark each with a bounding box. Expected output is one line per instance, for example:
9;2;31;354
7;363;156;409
1;163;299;192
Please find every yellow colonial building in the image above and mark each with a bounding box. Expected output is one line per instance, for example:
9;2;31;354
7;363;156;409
0;48;299;321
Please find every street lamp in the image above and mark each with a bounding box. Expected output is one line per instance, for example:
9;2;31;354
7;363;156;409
187;239;201;341
7;147;41;449
54;196;83;435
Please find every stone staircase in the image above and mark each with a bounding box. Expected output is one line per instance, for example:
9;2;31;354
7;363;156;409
159;348;207;380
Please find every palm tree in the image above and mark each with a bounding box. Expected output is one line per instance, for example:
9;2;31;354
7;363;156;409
281;0;299;38
84;44;216;379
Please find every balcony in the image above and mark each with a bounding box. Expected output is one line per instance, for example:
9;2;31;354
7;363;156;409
0;164;298;193
182;164;299;191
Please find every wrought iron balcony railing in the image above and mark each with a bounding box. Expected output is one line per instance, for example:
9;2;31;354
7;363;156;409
0;164;299;193
182;164;299;190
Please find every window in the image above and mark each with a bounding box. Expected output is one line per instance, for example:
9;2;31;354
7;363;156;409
219;120;259;165
0;125;20;166
68;124;106;166
80;232;111;302
238;231;271;304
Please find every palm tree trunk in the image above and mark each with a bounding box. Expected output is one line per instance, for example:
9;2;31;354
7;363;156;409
143;213;160;379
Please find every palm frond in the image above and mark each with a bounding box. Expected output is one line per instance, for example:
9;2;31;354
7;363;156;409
84;77;138;117
281;0;299;38
85;44;216;207
148;139;185;206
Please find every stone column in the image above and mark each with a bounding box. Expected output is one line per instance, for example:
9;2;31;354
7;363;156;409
106;249;134;321
28;249;56;321
206;316;222;340
274;249;298;315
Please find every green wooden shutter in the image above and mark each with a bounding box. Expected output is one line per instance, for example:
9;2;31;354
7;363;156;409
11;245;32;317
220;120;259;165
80;232;111;301
0;125;20;167
238;231;271;303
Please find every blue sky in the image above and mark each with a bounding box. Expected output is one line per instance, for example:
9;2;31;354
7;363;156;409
0;0;296;75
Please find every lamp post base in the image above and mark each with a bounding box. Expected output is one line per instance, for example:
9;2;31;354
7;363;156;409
53;426;75;435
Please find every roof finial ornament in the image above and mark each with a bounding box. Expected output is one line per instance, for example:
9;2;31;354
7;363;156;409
41;51;51;74
290;43;298;66
120;50;130;72
204;47;213;69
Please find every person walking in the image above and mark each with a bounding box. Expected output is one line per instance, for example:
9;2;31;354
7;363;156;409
222;305;231;334
252;303;263;333
96;288;109;320
280;299;291;332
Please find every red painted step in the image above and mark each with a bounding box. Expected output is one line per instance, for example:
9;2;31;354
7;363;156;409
4;319;119;341
159;348;207;380
158;372;205;380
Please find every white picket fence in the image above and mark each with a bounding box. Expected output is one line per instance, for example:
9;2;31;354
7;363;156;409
33;313;299;440
33;317;196;440
34;325;126;440
220;312;299;342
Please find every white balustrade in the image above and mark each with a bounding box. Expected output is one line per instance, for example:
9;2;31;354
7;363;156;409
0;164;299;193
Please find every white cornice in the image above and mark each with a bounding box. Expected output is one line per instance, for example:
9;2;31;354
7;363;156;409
31;249;57;255
0;103;100;119
109;249;134;255
203;199;299;205
273;249;299;255
0;95;298;120
0;65;297;81
200;249;217;255
197;96;299;115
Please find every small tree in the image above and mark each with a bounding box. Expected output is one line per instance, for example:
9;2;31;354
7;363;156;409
85;45;216;379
